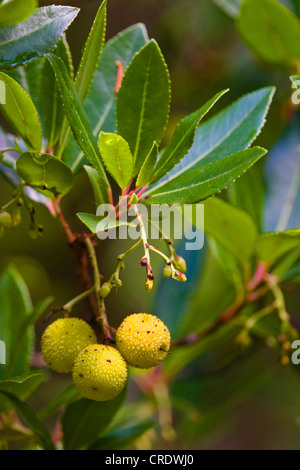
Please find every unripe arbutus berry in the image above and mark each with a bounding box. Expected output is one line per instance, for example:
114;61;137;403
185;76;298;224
100;282;112;298
73;345;128;401
116;313;171;369
41;318;97;373
0;211;12;229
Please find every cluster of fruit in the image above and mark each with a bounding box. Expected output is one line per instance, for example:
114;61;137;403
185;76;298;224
41;313;171;401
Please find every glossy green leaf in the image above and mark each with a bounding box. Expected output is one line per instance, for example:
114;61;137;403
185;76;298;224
0;72;42;150
62;387;127;450
159;87;275;184
116;40;171;175
0;5;79;69
16;152;73;198
61;23;149;172
98;132;133;189
77;212;136;234
144;147;267;205
88;421;156;450
136;141;159;188
0;391;55;450
38;386;80;421
75;0;107;102
152;89;228;182
237;0;300;68
0;0;37;27
0;265;33;381
47;53;111;202
40;37;73;147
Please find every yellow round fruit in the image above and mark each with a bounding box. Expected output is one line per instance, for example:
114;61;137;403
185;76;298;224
116;313;171;369
73;345;128;401
41;318;97;373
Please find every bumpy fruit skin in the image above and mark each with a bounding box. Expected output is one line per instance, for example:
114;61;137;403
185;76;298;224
116;313;171;369
41;318;97;373
73;345;128;401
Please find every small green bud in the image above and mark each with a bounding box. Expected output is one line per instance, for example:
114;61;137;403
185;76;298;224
100;282;112;298
0;211;12;229
172;255;187;273
163;264;172;279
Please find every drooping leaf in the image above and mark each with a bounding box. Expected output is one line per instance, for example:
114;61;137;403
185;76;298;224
16;151;73;198
0;0;37;27
62;387;127;450
136;141;159;188
158;87;275;184
61;23;149;172
98;132;133;189
74;0;107;102
0;391;55;450
47;53;111;202
0;72;42;150
0;5;79;69
237;0;300;68
152;89;228;182
40;37;73;148
143;147;267;205
116;40;171;175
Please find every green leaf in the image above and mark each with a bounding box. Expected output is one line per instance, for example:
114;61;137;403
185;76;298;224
237;0;300;68
136;141;159;188
183;197;258;264
230;165;264;232
0;0;37;27
0;391;55;450
0;373;44;403
74;0;107;102
84;165;108;206
144;147;267;205
88;421;156;450
16;152;73;198
7;58;45;115
212;0;242;17
61;23;149;172
98;132;133;189
159;87;275;183
77;212;136;234
47;53;111;202
38;385;80;421
0;72;42;150
40;37;73;148
255;229;300;265
152;90;228;182
116;40;171;175
62;387;127;450
0;5;79;69
0;264;33;381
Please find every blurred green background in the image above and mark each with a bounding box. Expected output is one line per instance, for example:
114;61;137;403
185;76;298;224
1;0;300;450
